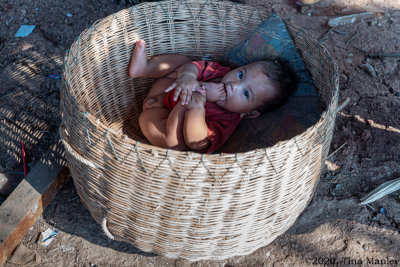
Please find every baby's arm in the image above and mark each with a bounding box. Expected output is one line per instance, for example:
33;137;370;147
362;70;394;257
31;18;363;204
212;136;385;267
165;62;201;105
183;91;211;151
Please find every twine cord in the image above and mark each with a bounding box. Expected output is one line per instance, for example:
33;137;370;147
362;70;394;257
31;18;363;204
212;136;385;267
82;112;92;145
71;96;76;123
264;148;278;174
106;129;120;161
133;142;148;173
201;153;216;181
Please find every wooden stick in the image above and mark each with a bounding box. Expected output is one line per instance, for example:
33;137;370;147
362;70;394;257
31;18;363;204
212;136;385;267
345;32;358;44
327;141;347;160
21;142;27;177
0;139;69;265
0;37;14;57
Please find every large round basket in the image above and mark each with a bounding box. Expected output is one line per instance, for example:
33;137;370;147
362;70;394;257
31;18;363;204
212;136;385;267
60;0;338;261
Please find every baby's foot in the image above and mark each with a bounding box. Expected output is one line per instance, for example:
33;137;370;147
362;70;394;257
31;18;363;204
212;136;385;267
199;82;226;103
129;40;149;78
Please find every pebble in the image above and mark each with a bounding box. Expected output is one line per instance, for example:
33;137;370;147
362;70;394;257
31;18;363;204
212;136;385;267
389;17;397;24
340;73;348;82
359;63;376;77
362;244;369;251
383;59;398;74
52;98;60;106
345;58;352;65
361;129;372;140
61;243;75;252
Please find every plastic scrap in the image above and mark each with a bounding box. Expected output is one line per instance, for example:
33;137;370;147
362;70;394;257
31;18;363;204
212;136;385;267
15;25;36;38
38;228;59;247
360;177;400;205
48;74;61;80
296;0;321;5
61;243;75;252
328;11;384;27
380;207;387;215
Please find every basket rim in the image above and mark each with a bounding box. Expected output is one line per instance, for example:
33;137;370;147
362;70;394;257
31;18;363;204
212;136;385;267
61;0;339;158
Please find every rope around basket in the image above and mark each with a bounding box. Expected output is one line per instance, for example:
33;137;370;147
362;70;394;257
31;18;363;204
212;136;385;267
102;218;115;240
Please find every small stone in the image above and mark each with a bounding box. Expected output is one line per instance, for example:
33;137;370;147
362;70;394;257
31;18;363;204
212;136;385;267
52;98;60;106
361;129;372;140
345;58;352;65
383;59;398;74
340;73;348;82
389;17;397;24
362;244;369;250
359;63;376;77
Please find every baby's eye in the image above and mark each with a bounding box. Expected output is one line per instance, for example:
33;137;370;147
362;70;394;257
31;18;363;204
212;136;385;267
243;89;249;99
238;71;244;80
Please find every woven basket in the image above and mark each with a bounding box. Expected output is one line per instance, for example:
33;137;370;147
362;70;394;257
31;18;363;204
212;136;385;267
60;0;338;261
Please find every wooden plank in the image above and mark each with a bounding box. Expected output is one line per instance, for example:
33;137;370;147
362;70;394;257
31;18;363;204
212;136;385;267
0;139;69;265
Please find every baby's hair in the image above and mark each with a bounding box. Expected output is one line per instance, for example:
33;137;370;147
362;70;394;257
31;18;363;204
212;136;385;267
256;60;297;113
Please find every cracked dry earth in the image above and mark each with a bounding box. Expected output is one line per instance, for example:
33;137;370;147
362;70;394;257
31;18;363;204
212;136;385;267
1;0;400;266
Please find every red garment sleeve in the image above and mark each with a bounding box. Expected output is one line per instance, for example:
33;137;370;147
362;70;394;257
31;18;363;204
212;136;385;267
192;61;231;82
202;102;242;153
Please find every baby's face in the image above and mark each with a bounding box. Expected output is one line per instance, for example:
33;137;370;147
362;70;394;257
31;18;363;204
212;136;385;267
218;62;277;118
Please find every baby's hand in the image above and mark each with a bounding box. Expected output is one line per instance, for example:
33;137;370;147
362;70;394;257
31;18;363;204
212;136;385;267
184;90;206;110
165;74;201;105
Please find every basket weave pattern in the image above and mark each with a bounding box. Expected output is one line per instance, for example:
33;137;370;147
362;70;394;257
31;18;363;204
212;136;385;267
60;0;338;261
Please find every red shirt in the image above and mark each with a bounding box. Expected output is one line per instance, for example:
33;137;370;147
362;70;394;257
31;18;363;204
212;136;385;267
163;61;242;153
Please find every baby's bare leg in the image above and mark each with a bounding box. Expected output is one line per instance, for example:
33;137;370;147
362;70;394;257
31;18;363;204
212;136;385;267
139;78;187;149
142;77;174;110
129;40;191;79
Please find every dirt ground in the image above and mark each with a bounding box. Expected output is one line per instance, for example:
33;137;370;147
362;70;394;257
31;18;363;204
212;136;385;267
1;0;400;266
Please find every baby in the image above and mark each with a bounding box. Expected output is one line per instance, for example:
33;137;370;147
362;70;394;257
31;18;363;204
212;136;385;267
129;40;294;153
